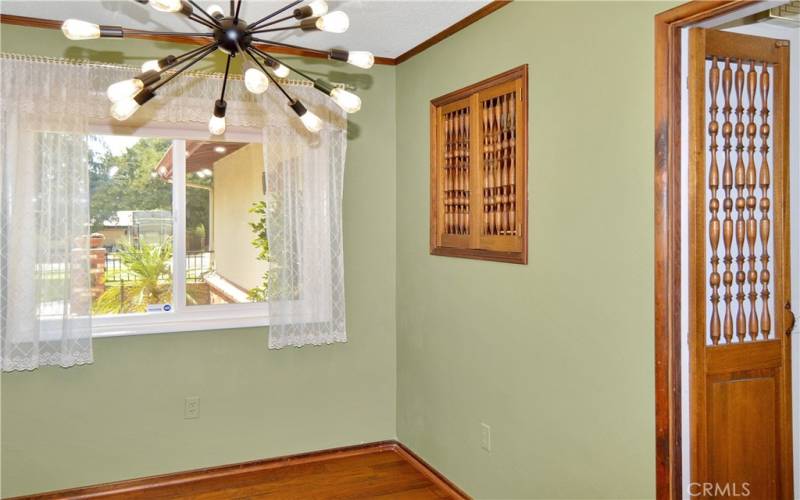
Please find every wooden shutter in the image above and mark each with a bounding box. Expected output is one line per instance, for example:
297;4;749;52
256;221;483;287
688;28;794;499
430;65;528;264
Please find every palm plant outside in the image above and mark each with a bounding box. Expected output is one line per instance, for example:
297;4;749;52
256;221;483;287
93;239;173;314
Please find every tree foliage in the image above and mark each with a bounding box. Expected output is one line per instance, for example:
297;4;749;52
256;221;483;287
88;136;211;249
247;200;270;302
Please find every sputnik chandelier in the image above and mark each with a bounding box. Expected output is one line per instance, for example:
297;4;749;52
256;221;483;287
61;0;373;134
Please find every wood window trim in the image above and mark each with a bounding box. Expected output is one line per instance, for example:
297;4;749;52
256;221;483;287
429;65;529;264
653;2;765;499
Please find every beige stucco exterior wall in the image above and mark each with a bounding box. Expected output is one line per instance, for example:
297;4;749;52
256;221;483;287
211;143;268;292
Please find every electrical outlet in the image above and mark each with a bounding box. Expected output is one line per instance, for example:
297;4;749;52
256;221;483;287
480;423;491;452
184;396;199;419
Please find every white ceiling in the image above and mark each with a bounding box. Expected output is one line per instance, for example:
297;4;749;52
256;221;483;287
0;0;493;58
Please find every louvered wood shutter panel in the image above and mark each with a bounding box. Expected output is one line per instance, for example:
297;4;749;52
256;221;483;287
430;65;528;264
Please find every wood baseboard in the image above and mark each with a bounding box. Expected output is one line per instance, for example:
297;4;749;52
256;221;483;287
8;440;470;499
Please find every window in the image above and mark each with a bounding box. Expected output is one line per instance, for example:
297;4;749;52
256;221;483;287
85;124;271;337
429;65;529;264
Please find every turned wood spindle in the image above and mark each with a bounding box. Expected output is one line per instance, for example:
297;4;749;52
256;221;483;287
500;95;508;234
708;56;722;346
482;101;489;234
721;58;734;344
509;95;516;235
494;97;502;234
733;60;747;342
745;60;759;340
445;112;452;233
463;109;469;234
758;62;771;340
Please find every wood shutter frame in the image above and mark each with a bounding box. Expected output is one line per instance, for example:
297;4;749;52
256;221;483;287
430;65;529;264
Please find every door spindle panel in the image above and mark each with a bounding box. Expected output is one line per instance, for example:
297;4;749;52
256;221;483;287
689;28;792;499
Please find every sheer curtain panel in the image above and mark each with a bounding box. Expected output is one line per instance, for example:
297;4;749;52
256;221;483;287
1;54;348;357
1;56;93;370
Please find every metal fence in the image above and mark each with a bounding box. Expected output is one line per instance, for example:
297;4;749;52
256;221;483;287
105;251;214;284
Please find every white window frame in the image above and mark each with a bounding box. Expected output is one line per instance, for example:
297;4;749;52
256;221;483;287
87;120;272;338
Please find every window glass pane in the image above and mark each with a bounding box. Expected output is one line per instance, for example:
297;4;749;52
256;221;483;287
88;135;173;315
177;140;268;305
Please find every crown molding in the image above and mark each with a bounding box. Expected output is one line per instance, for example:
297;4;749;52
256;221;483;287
0;2;512;66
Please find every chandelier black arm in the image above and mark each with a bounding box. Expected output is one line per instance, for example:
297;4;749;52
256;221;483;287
187;14;218;30
247;0;303;30
124;29;215;37
185;0;222;27
250;38;328;57
245;48;294;102
250;25;302;35
230;0;235;16
234;0;243;24
219;53;233;102
151;43;219;92
250;13;295;30
251;48;315;82
157;42;218;73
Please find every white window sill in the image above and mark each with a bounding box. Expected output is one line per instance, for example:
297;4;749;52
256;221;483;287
92;311;269;338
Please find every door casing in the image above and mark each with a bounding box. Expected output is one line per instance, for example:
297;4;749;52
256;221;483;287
653;2;776;499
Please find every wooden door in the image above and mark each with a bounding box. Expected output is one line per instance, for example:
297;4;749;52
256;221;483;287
689;28;794;499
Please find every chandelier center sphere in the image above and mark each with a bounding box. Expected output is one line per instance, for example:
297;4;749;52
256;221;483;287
214;17;251;55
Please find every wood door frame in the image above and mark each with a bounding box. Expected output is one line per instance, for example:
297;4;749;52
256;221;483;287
653;1;765;499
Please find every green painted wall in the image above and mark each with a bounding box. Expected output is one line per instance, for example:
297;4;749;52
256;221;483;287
0;25;397;497
2;1;682;496
395;2;673;498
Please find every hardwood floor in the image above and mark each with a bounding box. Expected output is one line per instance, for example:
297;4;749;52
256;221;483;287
11;442;469;500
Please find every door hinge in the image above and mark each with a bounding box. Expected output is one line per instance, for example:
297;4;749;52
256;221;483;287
776;40;790;48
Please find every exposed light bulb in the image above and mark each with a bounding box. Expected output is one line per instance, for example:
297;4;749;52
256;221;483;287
107;79;144;103
244;67;270;94
290;100;323;133
347;51;374;69
110;98;141;121
206;4;225;18
61;19;101;40
208;115;226;135
141;59;161;72
150;0;182;12
271;63;290;79
315;11;349;33
330;88;361;114
307;0;329;17
299;110;323;132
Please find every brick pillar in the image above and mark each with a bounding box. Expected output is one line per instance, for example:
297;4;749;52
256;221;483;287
89;233;106;299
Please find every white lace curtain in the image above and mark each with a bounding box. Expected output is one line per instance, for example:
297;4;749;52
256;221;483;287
1;58;93;370
1;54;348;370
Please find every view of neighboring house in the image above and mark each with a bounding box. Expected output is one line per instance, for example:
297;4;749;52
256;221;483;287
155;140;268;305
99;210;172;251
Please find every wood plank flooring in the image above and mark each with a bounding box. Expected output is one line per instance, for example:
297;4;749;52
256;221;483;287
11;442;469;500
